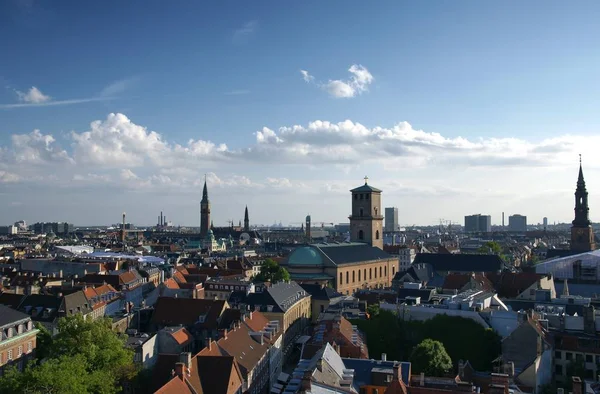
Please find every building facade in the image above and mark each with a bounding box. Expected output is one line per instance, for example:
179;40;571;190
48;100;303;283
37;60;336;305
349;177;384;250
384;207;399;232
0;305;38;376
464;214;492;233
508;214;527;232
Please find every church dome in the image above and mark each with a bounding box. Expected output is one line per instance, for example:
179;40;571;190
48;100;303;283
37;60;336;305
288;246;324;266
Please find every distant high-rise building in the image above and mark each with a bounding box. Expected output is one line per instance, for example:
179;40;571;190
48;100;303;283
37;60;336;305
31;222;74;235
508;214;527;232
543;217;548;229
384;207;399;232
464;214;491;233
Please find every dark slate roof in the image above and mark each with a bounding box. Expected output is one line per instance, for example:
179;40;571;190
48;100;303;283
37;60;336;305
503;299;585;316
300;284;344;301
63;291;93;316
555;282;600;299
0;293;27;309
18;294;63;322
546;249;580;259
350;183;382;193
0;304;31;328
246;281;309;313
342;358;411;389
397;287;435;302
315;243;393;265
413;253;504;273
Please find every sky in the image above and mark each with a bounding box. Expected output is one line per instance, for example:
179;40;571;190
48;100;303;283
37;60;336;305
2;1;600;227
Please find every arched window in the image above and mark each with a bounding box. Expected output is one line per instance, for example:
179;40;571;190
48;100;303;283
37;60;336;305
384;266;387;276
392;266;396;275
374;267;377;278
375;230;380;240
346;271;349;284
364;269;367;280
352;271;355;283
369;268;372;280
358;230;364;240
358;270;361;281
359;208;364;217
379;266;382;277
340;272;343;285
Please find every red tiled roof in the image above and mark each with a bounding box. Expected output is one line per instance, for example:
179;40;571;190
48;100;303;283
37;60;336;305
163;278;180;289
119;271;138;285
154;376;193;394
170;327;193;346
442;274;471;290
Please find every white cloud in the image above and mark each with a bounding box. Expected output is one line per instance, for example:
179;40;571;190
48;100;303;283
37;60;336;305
100;76;141;97
300;70;314;83
233;20;258;43
16;86;50;103
301;64;374;98
1;112;600;226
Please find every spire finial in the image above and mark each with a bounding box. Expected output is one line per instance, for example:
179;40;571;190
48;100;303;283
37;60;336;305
579;154;582;165
364;175;368;185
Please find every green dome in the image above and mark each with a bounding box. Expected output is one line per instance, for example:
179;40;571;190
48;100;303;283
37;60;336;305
288;246;324;266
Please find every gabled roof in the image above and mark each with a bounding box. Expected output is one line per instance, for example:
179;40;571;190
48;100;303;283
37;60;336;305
413;253;504;273
215;323;270;377
170;327;193;346
301;283;344;301
0;304;31;328
154;377;193;394
152;297;227;327
193;356;243;394
0;293;27;309
486;272;547;299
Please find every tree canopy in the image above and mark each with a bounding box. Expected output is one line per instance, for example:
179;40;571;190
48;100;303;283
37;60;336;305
0;315;135;394
254;258;290;283
410;339;453;376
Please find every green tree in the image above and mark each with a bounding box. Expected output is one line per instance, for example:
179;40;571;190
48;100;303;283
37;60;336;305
367;304;380;318
477;241;503;255
1;315;135;394
410;339;453;376
254;258;291;283
34;322;53;361
0;355;96;394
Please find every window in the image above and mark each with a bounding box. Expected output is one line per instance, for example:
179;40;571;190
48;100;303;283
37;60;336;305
586;354;593;363
354;194;357;200
365;194;369;200
384;266;387;276
358;230;364;240
392;266;396;275
352;271;355;283
340;273;343;285
379;266;382;277
576;354;584;363
360;194;363;200
555;365;562;375
364;269;367;281
346;271;349;284
7;350;12;361
369;268;372;280
566;352;573;361
376;230;380;240
555;350;562;359
358;270;361;281
359;208;364;217
18;346;22;356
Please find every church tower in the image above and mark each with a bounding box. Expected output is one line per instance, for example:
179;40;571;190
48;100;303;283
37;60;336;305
349;176;384;250
200;176;210;237
244;206;250;232
571;156;596;252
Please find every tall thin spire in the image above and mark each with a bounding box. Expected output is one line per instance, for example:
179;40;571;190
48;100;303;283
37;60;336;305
202;174;209;201
573;155;591;227
244;205;250;231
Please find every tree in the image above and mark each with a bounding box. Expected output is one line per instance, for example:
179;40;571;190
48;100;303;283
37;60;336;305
254;258;291;283
367;304;380;318
477;241;503;255
34;322;53;361
410;339;453;376
1;315;135;394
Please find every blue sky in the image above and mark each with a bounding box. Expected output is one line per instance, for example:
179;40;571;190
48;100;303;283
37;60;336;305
2;1;600;227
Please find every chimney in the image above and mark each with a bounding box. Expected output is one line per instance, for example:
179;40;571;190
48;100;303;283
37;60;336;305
206;338;212;351
219;329;228;339
382;353;387;362
572;377;582;394
173;362;186;381
393;363;401;381
301;370;312;391
420;372;425;387
179;352;192;371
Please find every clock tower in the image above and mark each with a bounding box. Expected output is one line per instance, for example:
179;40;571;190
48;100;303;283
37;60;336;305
349;176;384;250
571;156;596;252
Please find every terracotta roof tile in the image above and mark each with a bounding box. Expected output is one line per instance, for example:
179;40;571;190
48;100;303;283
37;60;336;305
163;278;180;289
170;327;193;346
154;376;193;394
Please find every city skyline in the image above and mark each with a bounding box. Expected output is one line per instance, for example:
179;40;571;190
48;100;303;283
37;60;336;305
2;2;600;226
